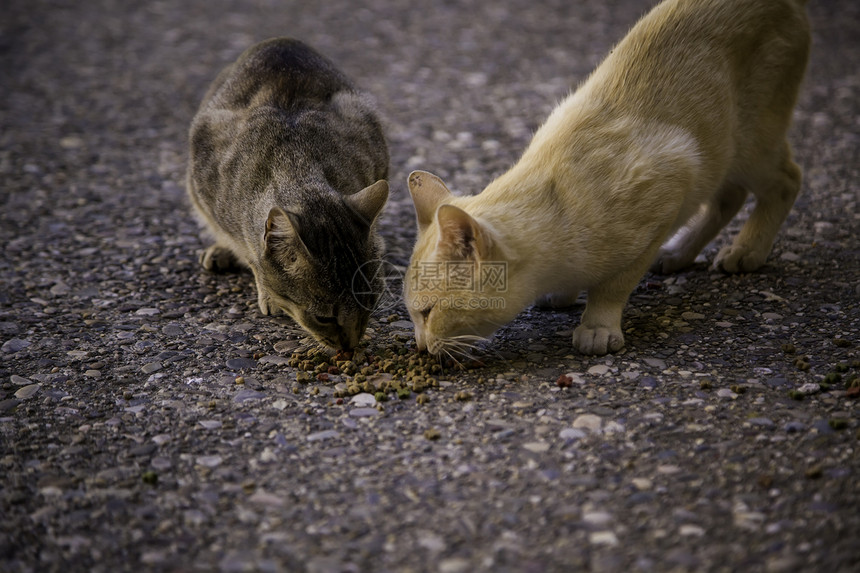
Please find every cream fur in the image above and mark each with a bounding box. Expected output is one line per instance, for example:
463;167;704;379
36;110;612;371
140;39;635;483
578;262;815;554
404;0;810;356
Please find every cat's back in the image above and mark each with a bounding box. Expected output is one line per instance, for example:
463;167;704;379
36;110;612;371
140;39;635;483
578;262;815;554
593;0;809;100
202;38;354;113
188;38;388;217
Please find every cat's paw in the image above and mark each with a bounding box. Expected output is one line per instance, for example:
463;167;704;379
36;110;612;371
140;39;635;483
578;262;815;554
572;325;624;355
650;250;692;275
713;245;767;274
200;245;240;272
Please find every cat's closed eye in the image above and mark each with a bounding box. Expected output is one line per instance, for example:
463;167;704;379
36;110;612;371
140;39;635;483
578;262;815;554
420;306;433;320
314;315;338;325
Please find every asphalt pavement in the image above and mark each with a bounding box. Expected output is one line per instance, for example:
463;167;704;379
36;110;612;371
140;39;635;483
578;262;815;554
1;0;858;571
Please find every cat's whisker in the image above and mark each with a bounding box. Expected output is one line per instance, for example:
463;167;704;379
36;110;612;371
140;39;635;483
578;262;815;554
451;334;514;369
437;347;465;370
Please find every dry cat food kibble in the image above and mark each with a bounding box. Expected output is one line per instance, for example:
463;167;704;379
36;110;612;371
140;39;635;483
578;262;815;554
284;345;479;400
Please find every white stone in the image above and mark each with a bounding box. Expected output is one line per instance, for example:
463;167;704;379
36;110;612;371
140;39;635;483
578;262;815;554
559;428;587;441
588;531;619;546
522;441;550;453
717;388;738;399
603;421;625;434
587;364;610;376
195;455;222;467
307;430;340;441
572;414;602;432
563;372;587;385
680;524;705;537
582;511;613;526
798;383;820;395
632;478;652;491
417;531;446;553
438;558;471;573
135;307;160;316
259;447;278;463
350;392;377;407
349;407;380;418
14;384;40;399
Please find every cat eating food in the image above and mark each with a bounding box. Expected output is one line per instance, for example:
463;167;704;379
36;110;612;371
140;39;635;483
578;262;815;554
404;0;810;356
187;38;389;350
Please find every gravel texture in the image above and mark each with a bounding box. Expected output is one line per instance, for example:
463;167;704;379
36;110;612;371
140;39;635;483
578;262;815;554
2;0;859;571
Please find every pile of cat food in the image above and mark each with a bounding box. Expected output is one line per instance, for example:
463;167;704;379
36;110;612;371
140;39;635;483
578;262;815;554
285;346;479;403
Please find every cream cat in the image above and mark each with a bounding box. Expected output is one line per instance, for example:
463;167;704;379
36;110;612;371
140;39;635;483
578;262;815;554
404;0;810;356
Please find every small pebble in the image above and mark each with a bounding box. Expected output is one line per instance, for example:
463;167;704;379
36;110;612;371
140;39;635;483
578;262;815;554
783;421;805;433
14;384;41;400
141;362;162;374
679;524;705;537
797;383;820;395
572;414;602;432
559;428;586;441
588;531;619;546
349;407;380;418
307;430;340;442
226;358;257;370
522;441;550;453
582;511;612;526
2;339;31;353
350;393;377;407
195;455;223;468
233;389;266;402
717;388;738;400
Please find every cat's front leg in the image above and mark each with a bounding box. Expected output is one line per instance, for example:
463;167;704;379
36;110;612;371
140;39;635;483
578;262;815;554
573;259;651;355
572;299;625;355
200;244;241;272
252;272;272;316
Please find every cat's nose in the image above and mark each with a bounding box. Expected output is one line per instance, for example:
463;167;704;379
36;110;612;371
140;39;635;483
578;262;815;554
338;330;358;351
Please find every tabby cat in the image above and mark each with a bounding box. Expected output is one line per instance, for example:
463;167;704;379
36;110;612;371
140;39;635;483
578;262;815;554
187;38;389;349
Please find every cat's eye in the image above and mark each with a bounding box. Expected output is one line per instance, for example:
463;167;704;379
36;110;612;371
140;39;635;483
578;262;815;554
315;315;337;325
420;306;433;319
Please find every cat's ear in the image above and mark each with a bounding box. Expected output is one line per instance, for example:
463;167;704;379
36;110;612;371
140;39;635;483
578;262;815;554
436;204;492;260
265;207;310;260
347;180;389;226
408;170;453;232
